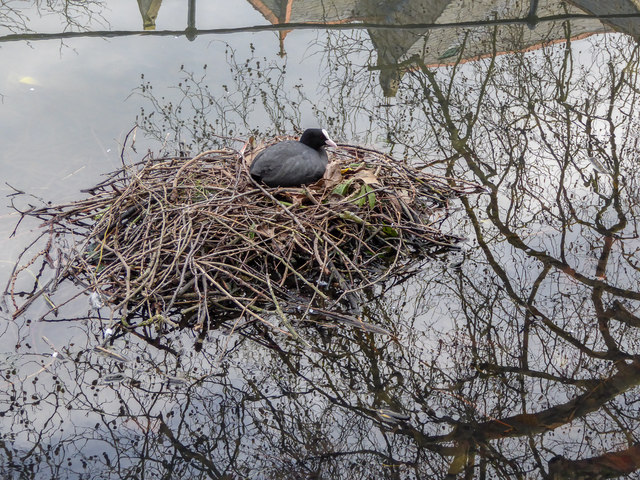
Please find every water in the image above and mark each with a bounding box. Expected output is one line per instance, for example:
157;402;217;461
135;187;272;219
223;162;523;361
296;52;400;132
2;1;640;479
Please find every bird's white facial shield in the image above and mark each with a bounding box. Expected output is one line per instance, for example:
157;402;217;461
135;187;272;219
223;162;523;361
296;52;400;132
322;129;338;148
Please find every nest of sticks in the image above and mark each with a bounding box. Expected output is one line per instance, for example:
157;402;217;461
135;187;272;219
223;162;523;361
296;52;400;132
11;140;482;338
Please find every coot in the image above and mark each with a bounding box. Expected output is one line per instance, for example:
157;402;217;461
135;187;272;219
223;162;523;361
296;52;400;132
250;128;337;187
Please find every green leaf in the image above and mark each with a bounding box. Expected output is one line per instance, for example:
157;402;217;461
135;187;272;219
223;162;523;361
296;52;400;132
439;45;461;60
365;184;376;209
332;179;353;196
354;184;376;208
381;226;398;237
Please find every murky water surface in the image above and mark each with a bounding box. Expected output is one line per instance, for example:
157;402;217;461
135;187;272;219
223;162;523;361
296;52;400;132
2;1;640;478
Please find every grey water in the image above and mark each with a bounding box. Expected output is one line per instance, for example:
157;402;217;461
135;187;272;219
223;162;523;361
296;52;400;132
2;1;640;479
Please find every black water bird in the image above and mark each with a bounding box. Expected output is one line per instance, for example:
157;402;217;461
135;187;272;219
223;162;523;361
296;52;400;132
250;128;337;187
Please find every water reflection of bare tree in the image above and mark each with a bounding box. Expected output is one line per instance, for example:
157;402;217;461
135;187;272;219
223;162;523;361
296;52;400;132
393;31;640;477
125;25;640;478
1;0;109;34
6;16;640;480
135;43;311;152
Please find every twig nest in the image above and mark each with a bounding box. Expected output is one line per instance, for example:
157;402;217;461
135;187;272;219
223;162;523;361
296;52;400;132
17;141;483;334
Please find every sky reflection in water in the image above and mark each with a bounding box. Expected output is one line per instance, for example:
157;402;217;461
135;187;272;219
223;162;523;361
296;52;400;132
2;1;640;479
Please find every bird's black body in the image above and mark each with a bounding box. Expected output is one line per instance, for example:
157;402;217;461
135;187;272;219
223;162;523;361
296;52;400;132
250;129;337;187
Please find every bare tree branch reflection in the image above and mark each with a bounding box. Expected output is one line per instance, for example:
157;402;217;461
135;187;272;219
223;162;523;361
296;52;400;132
135;43;308;152
1;0;109;35
4;5;640;480
390;28;640;477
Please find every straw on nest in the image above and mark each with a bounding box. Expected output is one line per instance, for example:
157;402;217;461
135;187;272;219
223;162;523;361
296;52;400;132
12;139;482;337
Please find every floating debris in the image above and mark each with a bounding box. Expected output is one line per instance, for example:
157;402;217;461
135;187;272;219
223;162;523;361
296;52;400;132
101;373;127;384
447;255;465;271
376;408;411;424
94;346;130;363
586;156;608;175
165;375;190;386
89;291;105;310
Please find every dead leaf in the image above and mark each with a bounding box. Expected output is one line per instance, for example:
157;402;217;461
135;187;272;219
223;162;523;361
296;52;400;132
243;142;266;167
256;226;276;238
322;161;344;189
353;168;380;185
281;191;308;207
397;188;413;204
